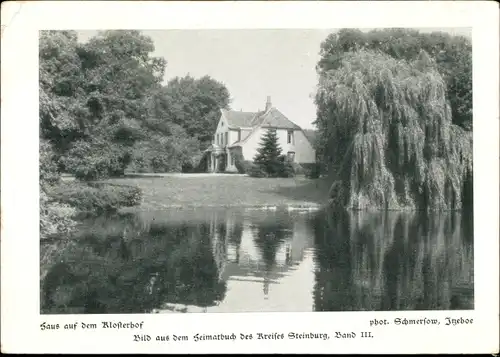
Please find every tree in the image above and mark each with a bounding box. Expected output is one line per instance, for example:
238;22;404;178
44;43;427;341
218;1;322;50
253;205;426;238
129;127;201;174
253;129;286;177
40;30;169;179
159;75;231;148
77;30;166;127
315;49;472;210
39;30;232;178
317;28;472;130
39;31;87;158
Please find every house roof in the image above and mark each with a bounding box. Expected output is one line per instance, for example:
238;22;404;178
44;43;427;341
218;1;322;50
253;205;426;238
259;108;301;130
222;109;261;128
302;129;318;147
222;107;300;130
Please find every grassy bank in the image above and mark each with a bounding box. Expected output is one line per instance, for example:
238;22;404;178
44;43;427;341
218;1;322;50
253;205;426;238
102;175;331;210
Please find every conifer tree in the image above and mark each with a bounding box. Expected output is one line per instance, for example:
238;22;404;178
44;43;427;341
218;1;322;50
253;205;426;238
253;129;284;177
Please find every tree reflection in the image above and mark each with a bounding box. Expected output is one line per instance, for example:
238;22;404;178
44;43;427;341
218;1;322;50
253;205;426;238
313;208;474;311
253;214;293;269
311;209;354;311
251;213;294;297
41;215;227;314
228;215;244;264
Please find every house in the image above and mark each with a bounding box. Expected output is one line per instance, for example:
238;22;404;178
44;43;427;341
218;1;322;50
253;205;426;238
205;96;316;173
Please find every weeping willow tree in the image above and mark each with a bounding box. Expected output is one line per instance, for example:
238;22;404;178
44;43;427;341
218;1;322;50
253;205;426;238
315;50;472;211
312;209;474;311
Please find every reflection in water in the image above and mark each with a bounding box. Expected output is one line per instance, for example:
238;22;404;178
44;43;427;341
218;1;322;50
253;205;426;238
40;207;473;314
252;214;294;299
312;209;474;311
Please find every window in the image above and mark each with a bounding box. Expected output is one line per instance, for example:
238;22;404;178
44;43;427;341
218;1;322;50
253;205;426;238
287;151;295;162
225;132;228;146
231;154;235;166
287;130;294;144
237;130;241;142
217;133;219;145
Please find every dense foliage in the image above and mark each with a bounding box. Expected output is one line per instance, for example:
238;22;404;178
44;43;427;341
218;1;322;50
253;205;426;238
128;127;201;173
303;163;321;179
315;49;472;210
48;182;143;215
39;30;233;240
40;189;78;240
40;30;162;178
158;75;231;149
317;28;472;130
40;139;77;240
40;30;231;178
230;148;247;174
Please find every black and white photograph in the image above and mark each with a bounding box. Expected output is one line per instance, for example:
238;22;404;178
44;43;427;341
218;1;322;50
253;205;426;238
39;28;474;314
1;1;498;354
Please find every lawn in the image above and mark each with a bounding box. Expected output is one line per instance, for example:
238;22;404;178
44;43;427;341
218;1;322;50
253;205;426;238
103;175;331;210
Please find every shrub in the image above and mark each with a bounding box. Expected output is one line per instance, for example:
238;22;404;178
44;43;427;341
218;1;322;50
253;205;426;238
217;153;226;172
40;139;61;185
248;157;295;178
241;161;254;174
231;148;247;174
304;163;321;179
231;147;259;175
129;135;200;174
40;189;77;240
278;155;295;178
248;163;267;178
291;162;305;176
235;157;254;174
181;162;194;173
61;139;130;181
234;159;245;174
49;182;143;214
127;155;153;173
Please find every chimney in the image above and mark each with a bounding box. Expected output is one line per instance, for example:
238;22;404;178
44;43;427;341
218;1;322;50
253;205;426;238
265;96;272;111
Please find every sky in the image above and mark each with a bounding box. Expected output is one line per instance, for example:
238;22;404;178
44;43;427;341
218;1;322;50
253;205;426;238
78;28;471;130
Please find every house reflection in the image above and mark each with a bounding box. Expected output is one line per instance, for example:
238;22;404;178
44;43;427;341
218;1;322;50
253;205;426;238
144;208;316;313
209;209;314;302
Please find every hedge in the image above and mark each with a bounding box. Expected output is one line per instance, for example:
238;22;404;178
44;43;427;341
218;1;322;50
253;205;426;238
48;182;143;214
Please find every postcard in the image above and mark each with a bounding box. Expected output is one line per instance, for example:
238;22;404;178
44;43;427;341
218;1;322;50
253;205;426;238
1;0;498;354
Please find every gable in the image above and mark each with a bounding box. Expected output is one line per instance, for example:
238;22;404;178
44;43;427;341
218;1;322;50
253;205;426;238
259;108;301;130
216;114;225;131
221;109;258;128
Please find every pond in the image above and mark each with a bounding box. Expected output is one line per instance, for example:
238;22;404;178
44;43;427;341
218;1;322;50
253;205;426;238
40;207;474;314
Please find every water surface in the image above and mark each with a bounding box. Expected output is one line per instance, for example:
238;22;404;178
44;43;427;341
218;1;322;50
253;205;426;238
41;207;474;313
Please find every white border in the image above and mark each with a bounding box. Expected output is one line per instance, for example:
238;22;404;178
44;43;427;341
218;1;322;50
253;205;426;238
1;1;498;354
